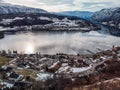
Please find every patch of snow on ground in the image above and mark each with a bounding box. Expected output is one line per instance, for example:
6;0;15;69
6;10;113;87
36;73;53;82
38;16;51;21
70;66;92;73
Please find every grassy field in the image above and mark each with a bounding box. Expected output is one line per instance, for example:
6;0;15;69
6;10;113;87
0;56;8;66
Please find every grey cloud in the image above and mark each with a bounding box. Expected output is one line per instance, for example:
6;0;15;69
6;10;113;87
82;2;113;7
0;0;3;2
37;0;74;5
81;2;114;11
1;0;120;12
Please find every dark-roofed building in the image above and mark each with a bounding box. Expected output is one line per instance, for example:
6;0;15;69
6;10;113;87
8;72;23;81
13;81;32;90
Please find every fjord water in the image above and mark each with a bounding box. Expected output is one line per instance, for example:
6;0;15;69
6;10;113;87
0;29;120;54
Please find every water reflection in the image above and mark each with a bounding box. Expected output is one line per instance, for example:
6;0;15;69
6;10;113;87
25;43;35;54
0;31;120;54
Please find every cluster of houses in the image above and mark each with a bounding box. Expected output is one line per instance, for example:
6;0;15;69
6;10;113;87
102;21;120;29
0;65;32;90
0;46;120;89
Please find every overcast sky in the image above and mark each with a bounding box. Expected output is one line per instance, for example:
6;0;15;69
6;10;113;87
1;0;120;12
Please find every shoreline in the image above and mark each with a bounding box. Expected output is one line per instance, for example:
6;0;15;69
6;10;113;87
0;46;119;57
0;24;100;33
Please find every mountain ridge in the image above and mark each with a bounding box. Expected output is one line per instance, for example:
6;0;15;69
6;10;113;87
59;11;93;20
0;2;47;14
92;7;120;36
91;7;120;22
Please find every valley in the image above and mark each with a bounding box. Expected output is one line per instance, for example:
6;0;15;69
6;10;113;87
0;1;120;90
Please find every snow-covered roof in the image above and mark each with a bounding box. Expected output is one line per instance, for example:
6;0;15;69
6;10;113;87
70;66;91;73
36;73;53;82
49;61;60;69
0;82;14;89
57;64;92;74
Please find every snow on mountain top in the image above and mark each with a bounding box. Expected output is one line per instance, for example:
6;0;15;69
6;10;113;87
0;2;47;14
92;7;120;22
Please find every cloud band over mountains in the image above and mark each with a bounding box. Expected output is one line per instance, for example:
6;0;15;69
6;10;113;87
1;0;120;12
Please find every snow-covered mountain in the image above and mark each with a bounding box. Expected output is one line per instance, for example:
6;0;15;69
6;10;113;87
0;13;99;31
92;7;120;23
0;2;47;14
92;7;120;36
0;2;99;32
92;7;120;29
59;11;93;20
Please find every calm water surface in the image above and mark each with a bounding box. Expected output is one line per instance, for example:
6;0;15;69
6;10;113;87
0;30;120;54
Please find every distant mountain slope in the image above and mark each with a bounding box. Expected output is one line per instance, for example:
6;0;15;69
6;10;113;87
0;13;99;31
59;11;93;19
0;2;47;14
92;7;120;36
0;2;99;32
92;7;120;23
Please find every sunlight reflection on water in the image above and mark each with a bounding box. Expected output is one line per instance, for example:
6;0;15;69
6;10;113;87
0;31;120;54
